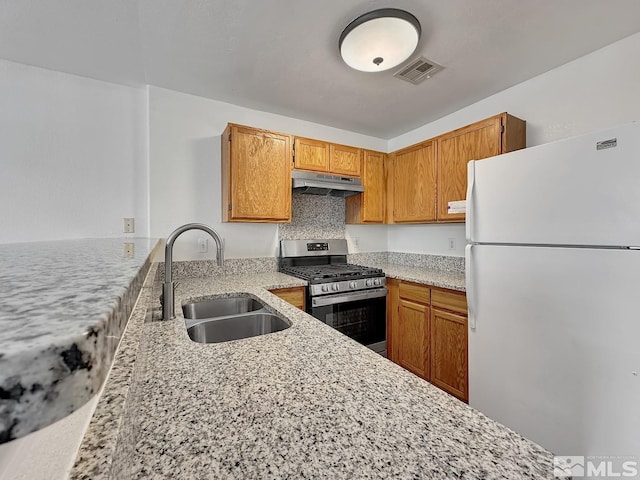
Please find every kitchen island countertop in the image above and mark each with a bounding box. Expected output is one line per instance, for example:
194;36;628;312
0;238;158;443
72;264;552;479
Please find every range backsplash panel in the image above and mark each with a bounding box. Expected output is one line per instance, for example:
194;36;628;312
279;192;345;240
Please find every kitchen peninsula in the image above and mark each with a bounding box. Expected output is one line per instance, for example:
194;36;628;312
70;256;553;479
0;238;158;443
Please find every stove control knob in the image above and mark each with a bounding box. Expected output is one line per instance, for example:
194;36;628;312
332;284;340;292
365;279;373;287
321;285;329;293
349;281;357;289
374;278;381;286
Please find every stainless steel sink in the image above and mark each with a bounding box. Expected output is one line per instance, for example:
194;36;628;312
186;313;291;343
182;296;264;320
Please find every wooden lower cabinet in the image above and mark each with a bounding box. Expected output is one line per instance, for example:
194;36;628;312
430;308;468;401
397;299;430;380
386;278;399;361
387;279;469;402
268;287;305;310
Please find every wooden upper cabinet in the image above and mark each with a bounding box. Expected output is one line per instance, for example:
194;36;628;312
329;143;361;176
392;141;436;223
436;113;526;222
294;137;330;173
222;124;292;222
345;150;385;224
294;137;361;177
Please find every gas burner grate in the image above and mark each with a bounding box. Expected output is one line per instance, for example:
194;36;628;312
280;263;383;282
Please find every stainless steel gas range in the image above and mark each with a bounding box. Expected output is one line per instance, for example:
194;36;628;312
279;239;387;356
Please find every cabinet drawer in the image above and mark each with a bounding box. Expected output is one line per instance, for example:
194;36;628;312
269;287;305;310
431;289;467;315
398;282;430;304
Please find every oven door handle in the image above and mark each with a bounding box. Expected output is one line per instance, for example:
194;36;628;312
311;287;388;307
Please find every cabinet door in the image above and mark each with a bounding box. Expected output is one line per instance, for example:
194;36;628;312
397;299;430;380
329;144;361;176
431;308;468;402
227;125;292;222
346;150;385;223
361;150;385;222
436;117;502;222
386;278;399;362
393;142;436;222
294;137;330;172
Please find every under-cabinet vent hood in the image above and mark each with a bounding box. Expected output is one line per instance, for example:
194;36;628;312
292;171;364;197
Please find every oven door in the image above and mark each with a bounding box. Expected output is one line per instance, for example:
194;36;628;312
309;287;387;356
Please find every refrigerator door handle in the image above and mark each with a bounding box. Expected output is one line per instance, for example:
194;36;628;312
466;160;476;242
465;244;476;329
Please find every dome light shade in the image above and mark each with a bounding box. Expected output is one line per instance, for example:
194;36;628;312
339;9;421;72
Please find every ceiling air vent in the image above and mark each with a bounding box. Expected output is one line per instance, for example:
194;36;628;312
393;56;443;84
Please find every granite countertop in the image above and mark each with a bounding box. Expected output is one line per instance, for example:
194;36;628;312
72;265;552;479
380;263;466;292
347;252;466;292
0;238;158;443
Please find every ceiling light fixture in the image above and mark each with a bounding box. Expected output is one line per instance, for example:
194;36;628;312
339;8;421;72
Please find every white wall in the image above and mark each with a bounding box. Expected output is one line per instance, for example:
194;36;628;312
387;32;640;256
6;32;638;254
0;59;148;244
148;86;388;259
345;224;389;253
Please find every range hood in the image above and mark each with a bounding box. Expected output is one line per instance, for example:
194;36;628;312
291;171;364;197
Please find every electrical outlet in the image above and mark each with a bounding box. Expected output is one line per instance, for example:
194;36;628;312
123;242;135;258
448;238;456;250
123;218;135;233
198;238;208;253
354;237;360;247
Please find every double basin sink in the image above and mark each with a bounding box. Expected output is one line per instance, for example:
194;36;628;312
182;296;291;344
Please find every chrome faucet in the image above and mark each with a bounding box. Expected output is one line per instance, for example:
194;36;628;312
162;223;224;320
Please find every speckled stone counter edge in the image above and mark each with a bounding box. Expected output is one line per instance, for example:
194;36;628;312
0;243;158;444
70;263;158;480
70;268;308;480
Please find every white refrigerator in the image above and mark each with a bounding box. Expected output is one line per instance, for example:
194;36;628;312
465;122;640;456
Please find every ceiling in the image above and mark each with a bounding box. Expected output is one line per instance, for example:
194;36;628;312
2;0;640;139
